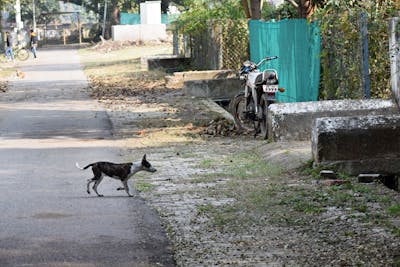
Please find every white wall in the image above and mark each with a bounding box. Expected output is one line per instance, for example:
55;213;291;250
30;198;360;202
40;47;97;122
112;24;167;42
271;0;284;6
140;1;162;24
113;1;166;41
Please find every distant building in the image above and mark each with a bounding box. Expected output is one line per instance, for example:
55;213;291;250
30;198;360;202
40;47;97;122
269;0;284;6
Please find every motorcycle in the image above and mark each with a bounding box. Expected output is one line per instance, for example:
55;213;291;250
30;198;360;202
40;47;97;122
230;56;284;139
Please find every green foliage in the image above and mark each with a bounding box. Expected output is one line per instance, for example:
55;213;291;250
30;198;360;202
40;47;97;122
3;0;60;26
262;2;298;20
315;0;397;100
174;0;245;34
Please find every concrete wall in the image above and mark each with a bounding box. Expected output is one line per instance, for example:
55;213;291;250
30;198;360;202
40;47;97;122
112;24;167;42
145;56;192;73
268;99;398;141
312;115;400;175
166;70;236;89
183;78;242;100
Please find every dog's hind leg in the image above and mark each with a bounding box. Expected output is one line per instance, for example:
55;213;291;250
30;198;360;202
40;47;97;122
86;178;95;194
92;176;104;197
89;166;105;197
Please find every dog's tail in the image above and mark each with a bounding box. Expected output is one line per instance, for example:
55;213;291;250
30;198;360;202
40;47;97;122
75;162;93;170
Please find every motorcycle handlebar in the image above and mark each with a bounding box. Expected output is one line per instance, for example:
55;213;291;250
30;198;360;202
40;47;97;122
265;56;278;61
256;56;278;67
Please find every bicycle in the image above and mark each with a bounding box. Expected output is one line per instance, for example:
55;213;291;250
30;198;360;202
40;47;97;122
0;46;30;62
14;46;30;61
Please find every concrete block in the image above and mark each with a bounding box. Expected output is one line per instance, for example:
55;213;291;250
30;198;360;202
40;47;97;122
312;115;400;175
165;70;237;88
183;78;242;100
268;99;397;141
320;170;337;179
112;24;167;42
180;70;236;81
145;56;192;73
140;1;162;25
358;174;381;183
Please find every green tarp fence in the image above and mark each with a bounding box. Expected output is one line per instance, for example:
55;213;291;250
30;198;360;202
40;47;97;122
120;13;179;25
120;13;140;25
249;19;321;102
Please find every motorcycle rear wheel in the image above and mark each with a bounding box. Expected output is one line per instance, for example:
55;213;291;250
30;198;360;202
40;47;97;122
230;93;254;132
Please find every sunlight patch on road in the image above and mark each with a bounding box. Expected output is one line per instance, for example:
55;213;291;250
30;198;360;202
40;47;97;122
0;138;124;149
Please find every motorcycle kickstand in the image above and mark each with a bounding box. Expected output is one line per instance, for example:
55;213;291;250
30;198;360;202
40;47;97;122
253;122;259;139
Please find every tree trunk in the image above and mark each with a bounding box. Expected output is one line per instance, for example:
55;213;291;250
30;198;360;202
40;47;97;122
112;6;120;25
242;0;251;19
250;0;261;19
298;0;316;18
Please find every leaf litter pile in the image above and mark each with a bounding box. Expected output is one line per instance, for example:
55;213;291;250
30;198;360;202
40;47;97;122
88;67;241;137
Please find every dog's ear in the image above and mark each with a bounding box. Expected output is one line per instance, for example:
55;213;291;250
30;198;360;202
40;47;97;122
142;154;147;162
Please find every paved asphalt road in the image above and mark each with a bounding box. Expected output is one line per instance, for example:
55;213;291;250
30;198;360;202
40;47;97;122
0;48;175;266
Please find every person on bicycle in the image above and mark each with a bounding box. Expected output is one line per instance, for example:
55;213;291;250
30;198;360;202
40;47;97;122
5;31;15;62
30;29;37;58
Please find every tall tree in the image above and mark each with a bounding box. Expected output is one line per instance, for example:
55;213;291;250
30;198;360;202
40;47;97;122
242;0;261;19
286;0;325;18
250;0;261;19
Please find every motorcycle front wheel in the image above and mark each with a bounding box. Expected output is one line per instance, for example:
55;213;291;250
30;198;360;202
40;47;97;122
230;92;254;132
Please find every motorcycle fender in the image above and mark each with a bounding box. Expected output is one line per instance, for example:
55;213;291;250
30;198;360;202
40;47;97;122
233;91;245;98
262;94;276;105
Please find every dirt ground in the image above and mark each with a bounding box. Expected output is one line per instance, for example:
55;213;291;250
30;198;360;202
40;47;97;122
3;42;398;266
85;43;400;266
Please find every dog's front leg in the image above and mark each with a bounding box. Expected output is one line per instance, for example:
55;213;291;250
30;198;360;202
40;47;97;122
121;179;133;197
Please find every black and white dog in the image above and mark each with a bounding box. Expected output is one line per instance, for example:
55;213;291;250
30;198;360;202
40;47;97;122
76;154;156;197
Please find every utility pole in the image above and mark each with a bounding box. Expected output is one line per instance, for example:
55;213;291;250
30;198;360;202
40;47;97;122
32;0;36;30
102;0;107;37
15;0;22;30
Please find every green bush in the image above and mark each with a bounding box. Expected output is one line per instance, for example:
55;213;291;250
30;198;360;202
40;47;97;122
315;1;398;100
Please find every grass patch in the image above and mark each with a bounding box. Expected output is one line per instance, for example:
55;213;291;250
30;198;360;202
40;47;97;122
200;169;400;233
134;180;155;192
388;205;400;216
225;149;282;180
197;159;216;169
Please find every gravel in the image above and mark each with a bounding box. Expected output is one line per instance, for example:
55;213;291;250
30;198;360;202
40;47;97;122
97;91;400;267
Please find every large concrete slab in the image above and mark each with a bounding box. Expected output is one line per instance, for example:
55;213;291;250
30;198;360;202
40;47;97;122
268;99;398;141
165;69;236;88
183;78;241;100
312;114;400;175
